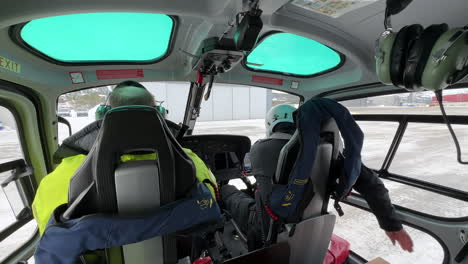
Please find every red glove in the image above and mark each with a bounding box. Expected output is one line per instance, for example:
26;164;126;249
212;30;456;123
386;229;414;252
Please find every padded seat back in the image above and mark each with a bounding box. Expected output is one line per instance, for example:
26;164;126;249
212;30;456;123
67;105;197;264
275;118;342;220
115;161;163;264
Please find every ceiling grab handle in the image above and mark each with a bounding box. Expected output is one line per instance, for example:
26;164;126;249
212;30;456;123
384;0;415;31
204;75;215;101
455;240;468;262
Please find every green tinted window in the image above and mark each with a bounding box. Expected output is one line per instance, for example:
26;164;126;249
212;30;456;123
246;33;342;76
20;13;174;63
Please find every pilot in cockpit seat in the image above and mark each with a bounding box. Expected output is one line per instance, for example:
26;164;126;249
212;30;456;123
32;80;218;237
221;104;414;253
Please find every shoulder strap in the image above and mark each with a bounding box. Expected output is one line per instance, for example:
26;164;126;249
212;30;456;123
62;182;95;221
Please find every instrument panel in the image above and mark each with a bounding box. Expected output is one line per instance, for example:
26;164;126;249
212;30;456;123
180;134;251;180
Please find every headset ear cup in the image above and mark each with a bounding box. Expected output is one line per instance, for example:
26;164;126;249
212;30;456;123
95;105;111;120
422;29;468;90
390;24;424;88
155;106;167;118
403;24;449;90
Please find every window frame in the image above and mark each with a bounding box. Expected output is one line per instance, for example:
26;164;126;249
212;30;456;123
352;114;468;219
0;231;39;264
9;15;179;66
0;102;28;164
341;194;451;264
354;120;400;170
0;80;52;173
242;31;346;78
0;103;38;263
336;90;468;264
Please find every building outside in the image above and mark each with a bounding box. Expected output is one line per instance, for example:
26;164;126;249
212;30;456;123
144;82;273;123
432;93;468;103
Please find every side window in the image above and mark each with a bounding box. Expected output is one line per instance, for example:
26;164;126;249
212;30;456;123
390;123;468;192
332;204;444;263
0;106;37;261
343;88;468;172
0;106;23;163
193;84;300;143
342;91;437;169
58;82;191;143
354;121;399;169
343;89;468;216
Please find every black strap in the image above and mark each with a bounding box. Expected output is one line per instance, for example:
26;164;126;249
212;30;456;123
333;199;344;217
177;124;190;141
386;0;414;16
62;182;95;221
456;241;468;262
265;218;279;246
254;191;267;245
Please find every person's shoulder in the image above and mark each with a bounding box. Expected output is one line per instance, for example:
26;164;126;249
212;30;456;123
252;138;270;149
55;154;87;171
253;137;273;145
252;135;290;147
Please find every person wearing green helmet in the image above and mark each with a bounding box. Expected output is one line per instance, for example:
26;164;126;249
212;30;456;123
33;80;217;236
95;80;168;120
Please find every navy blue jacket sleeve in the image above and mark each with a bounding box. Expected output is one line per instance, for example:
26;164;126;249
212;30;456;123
352;165;403;232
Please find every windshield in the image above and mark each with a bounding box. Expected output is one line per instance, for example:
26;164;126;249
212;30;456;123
57;82;190;142
246;32;342;76
193;84;300;143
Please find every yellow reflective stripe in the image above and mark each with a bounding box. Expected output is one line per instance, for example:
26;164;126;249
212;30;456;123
120;153;157;162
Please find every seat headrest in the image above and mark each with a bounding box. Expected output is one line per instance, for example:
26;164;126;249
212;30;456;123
275;118;341;185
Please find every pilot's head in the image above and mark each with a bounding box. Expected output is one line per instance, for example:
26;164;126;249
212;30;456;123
109;80;155;107
96;80;168;120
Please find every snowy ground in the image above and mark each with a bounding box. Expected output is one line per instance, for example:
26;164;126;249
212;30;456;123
1;106;468;263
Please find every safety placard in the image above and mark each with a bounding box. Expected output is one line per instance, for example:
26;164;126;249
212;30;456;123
69;72;85;84
0;56;21;73
292;0;378;18
96;69;144;80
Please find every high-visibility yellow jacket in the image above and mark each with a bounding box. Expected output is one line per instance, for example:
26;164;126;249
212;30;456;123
32;148;217;235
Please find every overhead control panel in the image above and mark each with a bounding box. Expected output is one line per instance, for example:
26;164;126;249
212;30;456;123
193;3;263;75
192;38;244;75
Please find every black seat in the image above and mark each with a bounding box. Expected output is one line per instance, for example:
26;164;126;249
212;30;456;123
273;118;342;264
67;105;198;264
275;118;342;219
